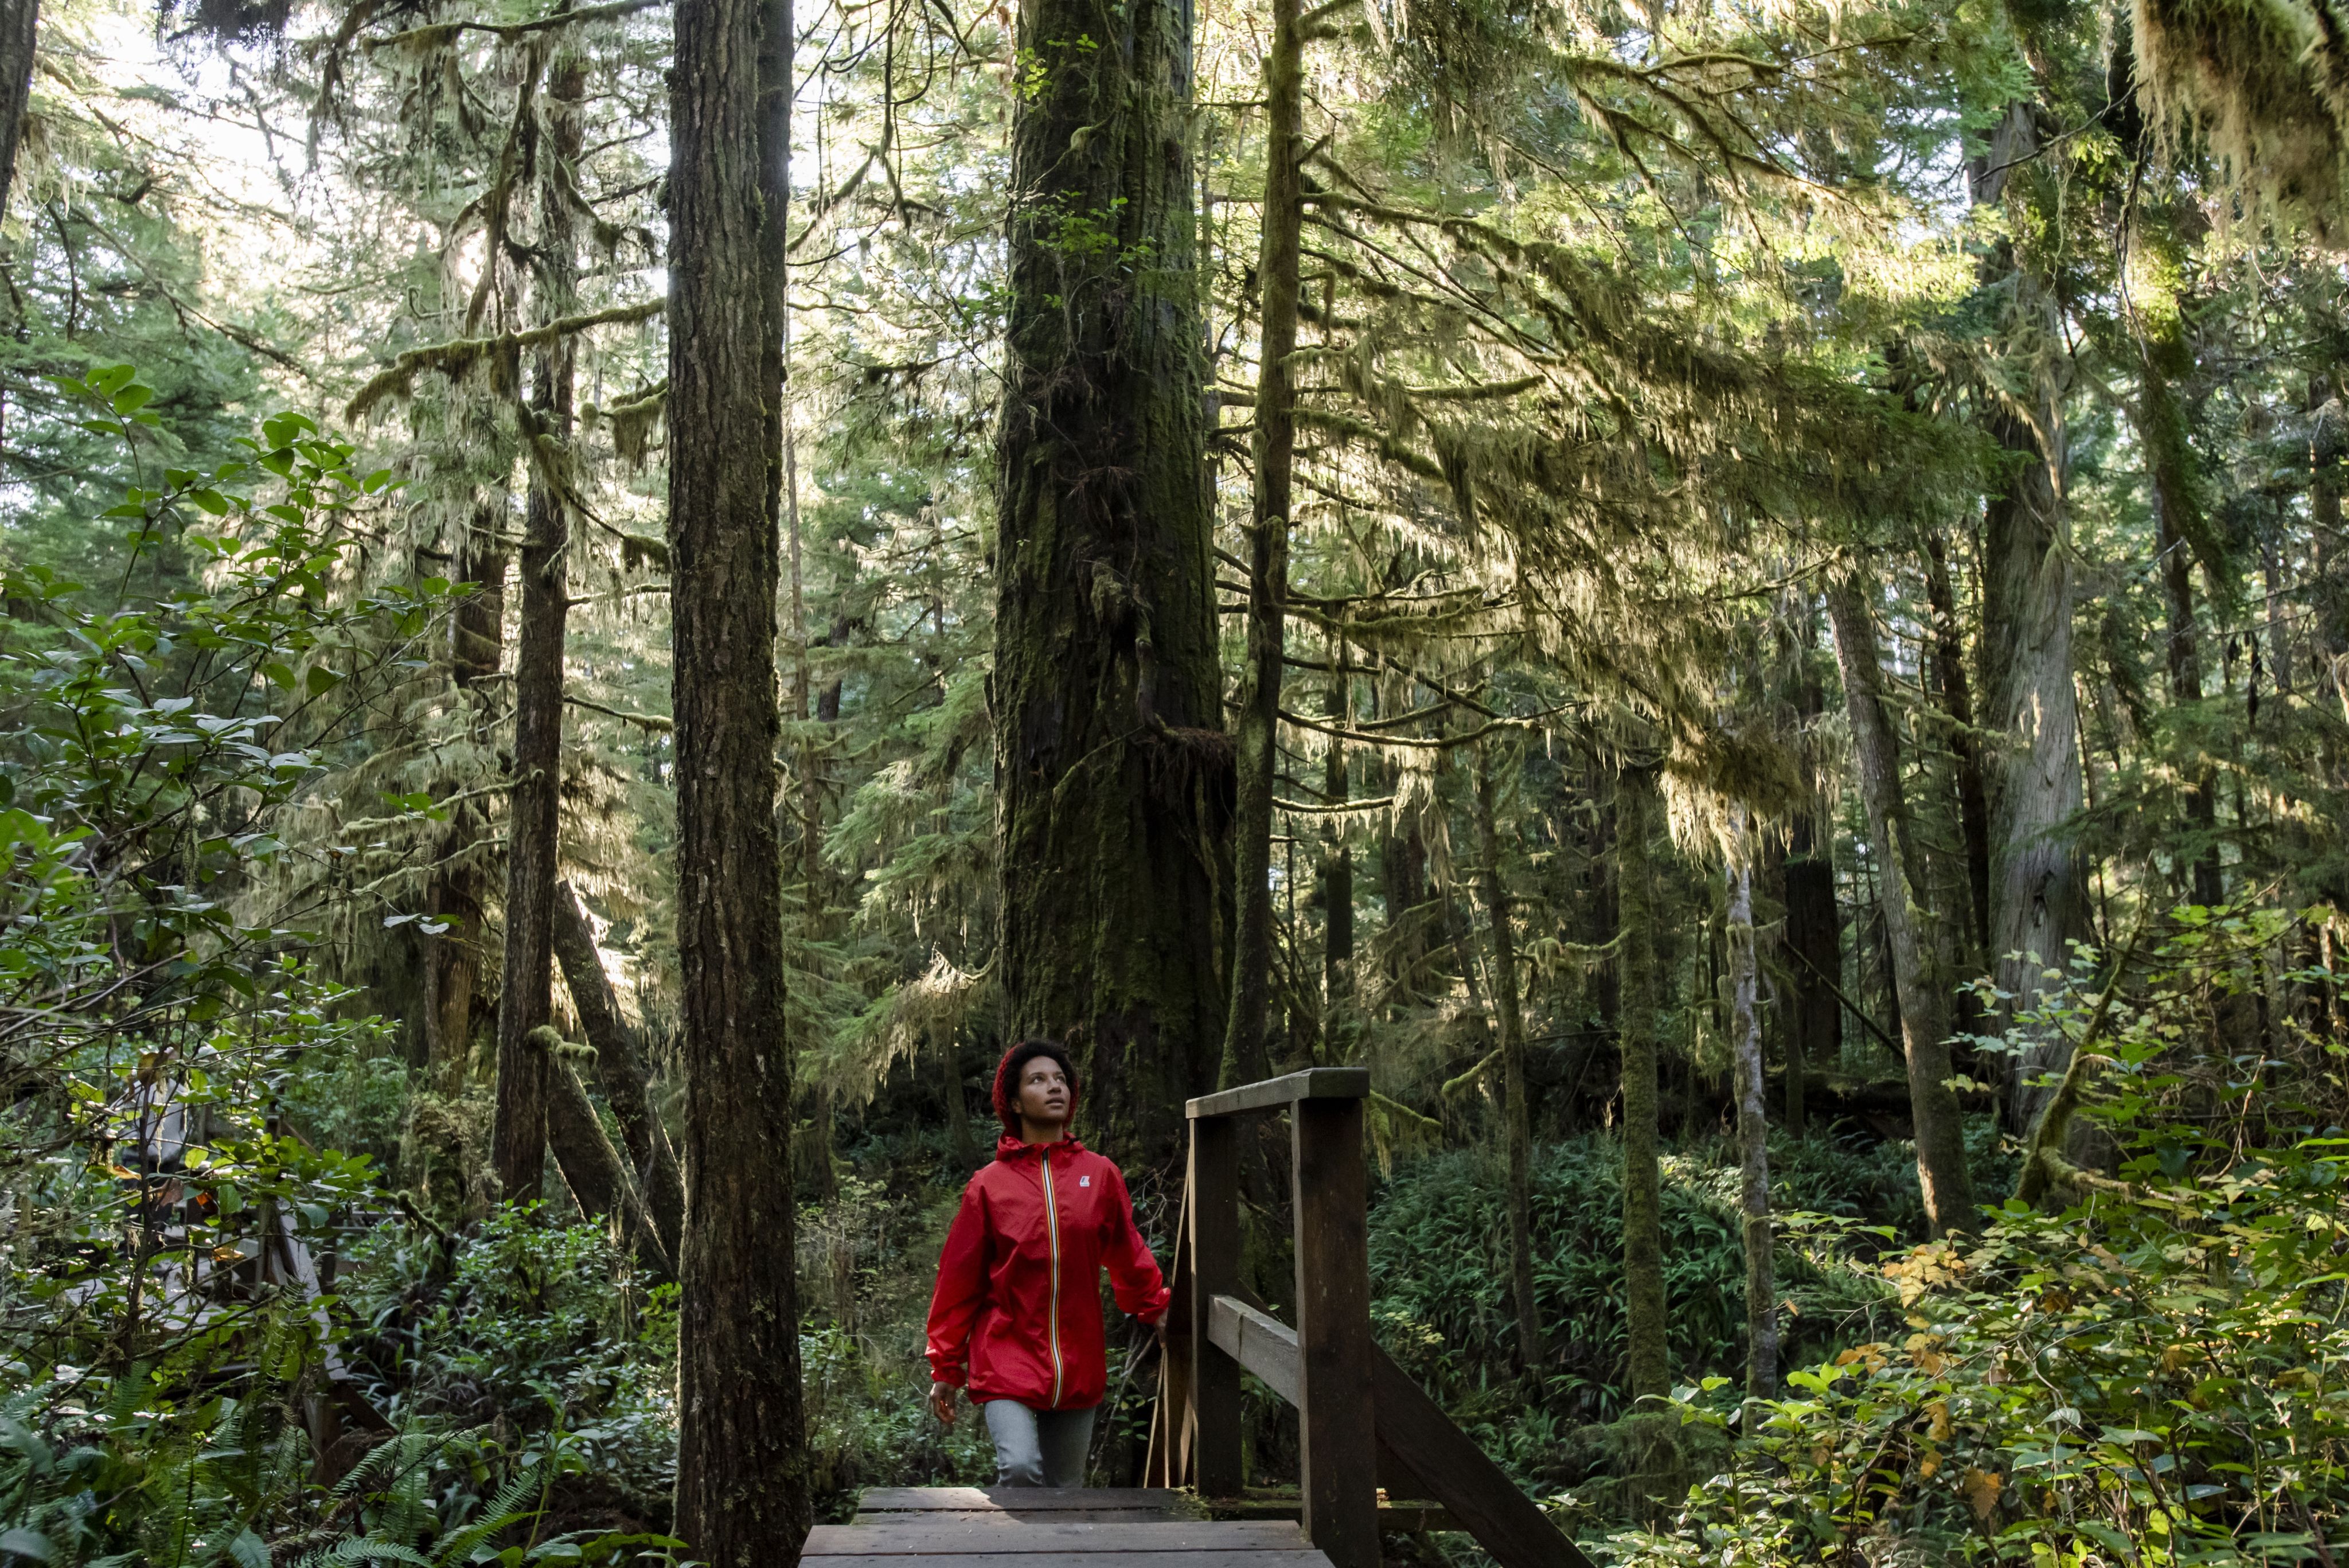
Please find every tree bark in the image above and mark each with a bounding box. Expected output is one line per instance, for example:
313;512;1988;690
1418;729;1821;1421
422;525;506;1097
1726;812;1775;1401
0;0;36;225
2312;375;2348;684
1473;748;1542;1374
993;0;1219;1176
2139;331;2225;909
1825;582;1979;1235
489;52;584;1206
1614;763;1676;1505
1219;0;1302;1091
940;1029;977;1168
1781;820;1835;1136
1774;603;1833;1134
1975;106;2088;1134
1379;811;1429;1003
668;0;810;1544
535;1028;673;1277
1321;649;1355;1019
552;880;684;1262
1922;531;1992;961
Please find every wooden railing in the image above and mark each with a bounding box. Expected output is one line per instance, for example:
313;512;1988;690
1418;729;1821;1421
1144;1068;1592;1568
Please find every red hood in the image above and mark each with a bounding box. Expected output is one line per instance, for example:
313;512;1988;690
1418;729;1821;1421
990;1044;1080;1136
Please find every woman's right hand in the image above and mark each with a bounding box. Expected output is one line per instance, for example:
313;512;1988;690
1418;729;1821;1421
928;1381;958;1427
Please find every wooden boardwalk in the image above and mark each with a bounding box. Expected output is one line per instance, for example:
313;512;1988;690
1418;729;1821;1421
847;1069;1593;1568
815;1490;1335;1568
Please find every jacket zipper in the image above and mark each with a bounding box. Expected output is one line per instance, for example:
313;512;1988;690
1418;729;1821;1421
1041;1146;1064;1407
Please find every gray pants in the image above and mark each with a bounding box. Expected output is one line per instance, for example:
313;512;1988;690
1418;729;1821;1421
982;1399;1096;1487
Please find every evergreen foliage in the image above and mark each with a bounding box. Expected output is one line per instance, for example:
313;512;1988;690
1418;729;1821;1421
2;0;2348;1558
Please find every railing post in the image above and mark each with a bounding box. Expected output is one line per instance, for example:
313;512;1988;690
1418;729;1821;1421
1293;1093;1378;1568
1189;1113;1243;1496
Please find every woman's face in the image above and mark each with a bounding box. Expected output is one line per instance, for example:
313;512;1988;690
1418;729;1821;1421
1015;1057;1070;1126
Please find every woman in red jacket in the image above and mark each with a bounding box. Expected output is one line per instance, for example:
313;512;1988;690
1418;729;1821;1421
925;1039;1170;1487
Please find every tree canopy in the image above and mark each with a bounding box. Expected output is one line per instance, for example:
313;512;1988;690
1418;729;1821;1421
3;0;2348;1558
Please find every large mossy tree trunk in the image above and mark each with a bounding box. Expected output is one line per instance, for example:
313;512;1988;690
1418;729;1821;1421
1826;582;1979;1236
1221;0;1303;1091
1614;762;1677;1507
993;0;1219;1177
489;51;583;1206
1975;104;2088;1134
668;0;810;1547
1473;748;1542;1374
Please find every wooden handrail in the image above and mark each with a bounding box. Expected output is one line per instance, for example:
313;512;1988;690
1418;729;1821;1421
1186;1066;1369;1118
1166;1068;1595;1568
1205;1293;1298;1404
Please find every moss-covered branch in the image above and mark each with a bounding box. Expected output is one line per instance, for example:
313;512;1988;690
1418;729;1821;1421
345;299;662;421
366;0;669;53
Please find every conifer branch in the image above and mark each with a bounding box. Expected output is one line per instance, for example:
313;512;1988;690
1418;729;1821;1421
366;0;669;53
345;300;664;421
565;695;674;732
1271;793;1395;814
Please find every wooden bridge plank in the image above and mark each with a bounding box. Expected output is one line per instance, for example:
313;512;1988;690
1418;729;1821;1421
813;1552;1330;1568
809;1524;1305;1554
856;1488;1187;1512
851;1512;1183;1526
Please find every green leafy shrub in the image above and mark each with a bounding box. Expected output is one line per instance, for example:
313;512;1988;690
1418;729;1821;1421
0;375;665;1566
1604;909;2349;1566
1368;1132;1917;1484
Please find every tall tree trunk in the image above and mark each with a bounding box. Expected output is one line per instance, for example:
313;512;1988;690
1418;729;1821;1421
940;1029;976;1168
1726;812;1775;1401
0;0;36;225
1826;583;1979;1235
1778;606;1835;1134
993;0;1219;1176
422;523;505;1096
1473;748;1542;1374
1781;815;1835;1136
552;880;685;1262
2139;334;2226;910
1981;390;2087;1130
1922;531;1992;961
1614;763;1677;1506
668;0;810;1545
2312;375;2348;689
1379;809;1429;1004
1220;0;1302;1091
1975;106;2088;1134
489;53;584;1206
1321;655;1355;1017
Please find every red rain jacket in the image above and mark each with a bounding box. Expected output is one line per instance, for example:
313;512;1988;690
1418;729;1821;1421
924;1051;1170;1409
